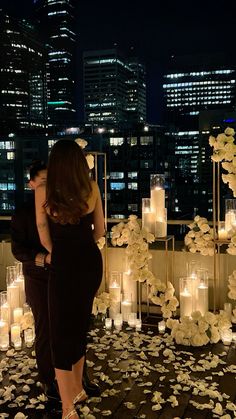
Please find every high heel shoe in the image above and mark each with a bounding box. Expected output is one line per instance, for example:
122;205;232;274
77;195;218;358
73;388;87;404
63;408;78;419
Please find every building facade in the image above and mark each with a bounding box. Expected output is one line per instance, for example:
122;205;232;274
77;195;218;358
34;0;78;131
83;49;146;129
0;10;47;135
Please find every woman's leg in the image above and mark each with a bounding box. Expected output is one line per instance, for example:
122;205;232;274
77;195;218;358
72;355;86;398
55;368;79;419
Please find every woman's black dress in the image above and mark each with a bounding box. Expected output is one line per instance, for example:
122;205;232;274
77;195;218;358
48;212;103;370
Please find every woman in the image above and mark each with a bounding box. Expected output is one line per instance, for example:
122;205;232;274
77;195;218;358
35;140;104;419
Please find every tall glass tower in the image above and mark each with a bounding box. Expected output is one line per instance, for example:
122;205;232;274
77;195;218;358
34;0;78;132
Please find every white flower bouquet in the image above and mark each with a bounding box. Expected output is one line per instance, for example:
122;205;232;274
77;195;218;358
209;127;236;196
92;291;110;316
166;310;231;347
227;270;236;301
111;215;156;283
184;215;215;256
149;280;179;319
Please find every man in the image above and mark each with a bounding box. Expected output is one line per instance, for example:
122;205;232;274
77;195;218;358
11;160;100;401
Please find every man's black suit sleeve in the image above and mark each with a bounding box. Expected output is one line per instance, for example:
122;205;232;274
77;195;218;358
11;211;38;263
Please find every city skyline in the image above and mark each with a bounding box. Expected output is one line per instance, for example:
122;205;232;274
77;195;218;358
1;0;235;124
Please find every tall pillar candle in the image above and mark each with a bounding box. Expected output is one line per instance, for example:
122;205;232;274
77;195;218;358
14;276;25;306
197;284;208;315
7;284;20;323
109;272;121;320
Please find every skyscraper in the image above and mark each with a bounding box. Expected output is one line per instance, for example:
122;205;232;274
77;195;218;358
0;10;47;135
83;49;146;129
34;0;78;131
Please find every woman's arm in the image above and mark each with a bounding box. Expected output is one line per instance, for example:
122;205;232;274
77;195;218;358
35;184;52;253
92;182;105;242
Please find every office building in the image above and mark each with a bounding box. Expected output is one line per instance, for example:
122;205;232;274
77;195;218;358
34;0;78;131
83;49;146;129
0;10;47;135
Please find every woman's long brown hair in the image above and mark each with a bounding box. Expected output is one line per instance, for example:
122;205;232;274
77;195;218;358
46;139;92;224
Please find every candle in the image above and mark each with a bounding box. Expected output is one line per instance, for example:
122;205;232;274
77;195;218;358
128;312;137;327
224;303;232;321
221;329;232;346
14;337;22;350
0;333;9;351
0;303;10;328
158;320;166;334
197;283;209;315
225;209;236;232
180;288;193;318
24;328;34;347
13;307;23;324
105;318;112;330
218;229;228;240
155;220;167;238
14;277;26;306
121;300;132;322
151;187;165;213
109;281;121;319
135;319;142;331
7;284;20;323
10;323;21;344
114;314;122;330
142;211;155;234
0;319;8;336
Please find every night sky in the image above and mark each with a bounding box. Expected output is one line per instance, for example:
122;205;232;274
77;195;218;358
2;0;236;123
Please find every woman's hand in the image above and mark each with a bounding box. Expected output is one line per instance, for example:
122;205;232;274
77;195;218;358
45;253;51;264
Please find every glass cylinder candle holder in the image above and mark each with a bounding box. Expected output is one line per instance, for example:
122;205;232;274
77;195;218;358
23;303;31;314
0;333;9;351
10;323;21;345
14;337;22;351
13;307;23;324
6;265;17;287
218;221;228;240
128;312;137;327
225;199;236;234
135;318;142;331
15;261;23;279
155;208;167;238
179;277;193;318
114;313;122;330
142;198;155;234
109;271;121;320
121;294;132;322
105;318;112;330
150;174;165;215
224;302;232;322
158;320;166;334
221;329;232;346
0;291;10;327
196;268;209;315
24;328;34;347
0;319;8;336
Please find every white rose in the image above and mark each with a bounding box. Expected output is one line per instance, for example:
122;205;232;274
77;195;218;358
224;127;235;136
75;138;88;149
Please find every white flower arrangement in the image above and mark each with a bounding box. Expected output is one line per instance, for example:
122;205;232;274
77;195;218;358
184;215;215;256
111;215;179;316
111;215;155;283
92;291;110;316
166;310;231;347
148;281;179;319
227;270;236;301
75;137;94;169
209;127;236;196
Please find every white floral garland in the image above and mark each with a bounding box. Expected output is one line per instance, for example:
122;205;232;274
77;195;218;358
167;310;231;347
184;215;215;256
111;215;179;318
227;270;236;323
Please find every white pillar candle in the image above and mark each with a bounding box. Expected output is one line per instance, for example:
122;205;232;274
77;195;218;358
122;271;137;312
121;300;132;322
151;187;165;213
109;283;121;302
14;277;25;306
155;221;167;238
142;211;155;234
13;307;23;324
128;312;137;327
180;288;193;318
10;323;21;344
14;337;22;350
135;319;142;331
197;284;209;315
0;333;9;351
158;320;166;334
114;314;122;330
7;284;20;323
218;229;228;240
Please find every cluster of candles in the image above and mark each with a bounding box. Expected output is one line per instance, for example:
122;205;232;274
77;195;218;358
0;262;35;351
105;313;142;331
179;264;209;318
109;271;138;322
142;174;167;238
